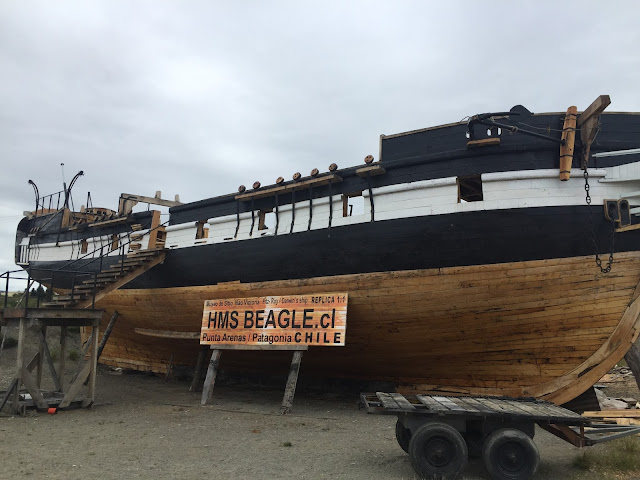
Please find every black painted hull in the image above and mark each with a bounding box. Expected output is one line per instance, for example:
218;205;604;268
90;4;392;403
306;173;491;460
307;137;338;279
27;205;637;290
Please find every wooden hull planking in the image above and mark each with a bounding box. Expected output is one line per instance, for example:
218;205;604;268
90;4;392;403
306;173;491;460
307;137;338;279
87;251;640;405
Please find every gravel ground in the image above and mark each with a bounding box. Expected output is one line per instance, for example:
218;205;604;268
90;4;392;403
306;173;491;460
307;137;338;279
0;326;639;480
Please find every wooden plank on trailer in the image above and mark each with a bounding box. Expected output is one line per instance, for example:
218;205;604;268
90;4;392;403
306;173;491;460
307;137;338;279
474;398;510;415
389;393;416;410
432;396;467;412
447;396;483;414
486;398;541;418
417;395;449;413
501;400;546;418
457;397;496;415
377;392;401;410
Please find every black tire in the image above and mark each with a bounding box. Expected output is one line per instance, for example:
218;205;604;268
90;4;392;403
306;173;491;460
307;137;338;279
408;422;468;480
395;419;412;453
482;428;540;480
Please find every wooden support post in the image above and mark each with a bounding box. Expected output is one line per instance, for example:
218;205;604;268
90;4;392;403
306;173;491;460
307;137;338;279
559;106;578;180
13;318;25;415
59;326;67;391
200;349;222;406
0;377;18;413
36;326;46;388
88;325;99;405
59;362;91;408
190;345;208;392
96;311;119;361
281;350;304;414
625;337;640;391
20;366;49;410
80;329;94;358
579;95;611;168
38;328;61;392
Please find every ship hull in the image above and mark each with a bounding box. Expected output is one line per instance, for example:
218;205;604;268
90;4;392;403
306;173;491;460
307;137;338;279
92;251;640;405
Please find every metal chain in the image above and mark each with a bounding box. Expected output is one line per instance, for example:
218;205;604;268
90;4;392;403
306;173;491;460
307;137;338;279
584;167;615;273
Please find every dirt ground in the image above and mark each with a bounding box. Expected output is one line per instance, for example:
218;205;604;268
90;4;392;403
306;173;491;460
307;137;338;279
0;327;639;480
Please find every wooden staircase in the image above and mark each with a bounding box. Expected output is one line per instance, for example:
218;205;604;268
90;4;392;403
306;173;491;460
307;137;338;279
43;249;166;309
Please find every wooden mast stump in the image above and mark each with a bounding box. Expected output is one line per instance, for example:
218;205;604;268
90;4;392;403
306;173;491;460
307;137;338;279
199;345;308;413
0;308;104;415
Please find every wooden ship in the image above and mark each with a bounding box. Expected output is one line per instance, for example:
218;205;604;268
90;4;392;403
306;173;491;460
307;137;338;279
12;95;640;405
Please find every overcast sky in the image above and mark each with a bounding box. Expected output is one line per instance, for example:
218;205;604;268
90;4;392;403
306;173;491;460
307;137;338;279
1;0;639;281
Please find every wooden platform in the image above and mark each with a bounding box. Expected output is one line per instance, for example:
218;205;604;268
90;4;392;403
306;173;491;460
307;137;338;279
0;308;104;415
361;392;589;425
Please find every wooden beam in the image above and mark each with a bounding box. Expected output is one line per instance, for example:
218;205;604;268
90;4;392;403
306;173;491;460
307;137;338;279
467;138;501;149
355;165;386;177
36;326;46;388
58;361;91;408
135;328;199;340
38;328;61;392
201;349;222;405
96;311;119;360
583;410;640;418
20;366;49;410
14;318;25;415
235;174;342;201
578;95;611;127
59;326;67;390
88;325;99;405
118;193;182;216
281;350;304;414
579;95;611;167
0;377;18;413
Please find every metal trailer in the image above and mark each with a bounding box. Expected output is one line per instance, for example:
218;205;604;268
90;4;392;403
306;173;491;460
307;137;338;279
361;392;640;480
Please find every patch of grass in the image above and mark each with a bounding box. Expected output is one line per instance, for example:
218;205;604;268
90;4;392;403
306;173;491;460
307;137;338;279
281;441;292;447
2;336;18;349
573;451;592;470
67;348;81;361
572;437;640;474
49;347;59;362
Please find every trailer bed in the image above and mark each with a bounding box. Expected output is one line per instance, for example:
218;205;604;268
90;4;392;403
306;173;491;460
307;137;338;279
361;392;589;426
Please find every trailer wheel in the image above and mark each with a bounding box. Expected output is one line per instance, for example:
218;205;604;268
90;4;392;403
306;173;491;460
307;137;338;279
482;428;539;480
408;422;468;479
395;419;411;453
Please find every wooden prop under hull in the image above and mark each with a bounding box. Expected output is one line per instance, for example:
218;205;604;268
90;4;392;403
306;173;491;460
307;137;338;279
87;252;640;405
